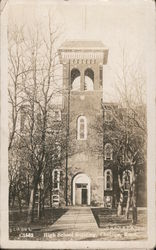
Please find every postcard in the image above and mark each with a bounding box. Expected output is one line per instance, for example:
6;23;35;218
0;0;156;249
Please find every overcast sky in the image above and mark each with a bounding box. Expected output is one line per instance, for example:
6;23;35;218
8;0;155;102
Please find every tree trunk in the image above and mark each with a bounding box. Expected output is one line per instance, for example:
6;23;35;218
49;170;52;208
27;180;38;223
125;189;131;219
117;173;124;216
132;206;137;224
27;175;30;206
50;189;52;208
37;186;42;219
117;191;124;216
12;194;16;208
131;183;137;224
27;188;35;223
131;166;137;224
42;193;45;217
9;183;12;207
11;185;16;208
17;191;22;213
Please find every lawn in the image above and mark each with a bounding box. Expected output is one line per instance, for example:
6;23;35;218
91;208;147;240
9;207;147;241
9;207;68;239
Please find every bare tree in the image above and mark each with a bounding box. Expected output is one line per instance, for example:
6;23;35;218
113;48;146;223
21;20;62;223
8;24;27;151
8;14;64;222
92;48;146;224
8;24;30;209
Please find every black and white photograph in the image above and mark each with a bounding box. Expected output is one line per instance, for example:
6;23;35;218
0;0;156;249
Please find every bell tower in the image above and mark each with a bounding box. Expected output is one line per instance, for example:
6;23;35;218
59;41;108;206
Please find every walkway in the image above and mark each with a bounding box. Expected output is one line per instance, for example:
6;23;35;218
45;207;98;232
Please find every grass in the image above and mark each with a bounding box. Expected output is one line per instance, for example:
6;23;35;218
91;208;147;240
9;207;147;241
9;207;68;238
91;208;147;227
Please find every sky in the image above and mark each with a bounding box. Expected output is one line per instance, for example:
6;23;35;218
8;0;155;102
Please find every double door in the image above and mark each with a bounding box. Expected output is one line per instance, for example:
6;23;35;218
75;184;88;205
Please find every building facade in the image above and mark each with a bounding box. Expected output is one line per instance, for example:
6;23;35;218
55;40;146;208
58;41;108;206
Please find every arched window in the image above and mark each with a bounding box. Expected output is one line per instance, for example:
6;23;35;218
122;170;132;190
71;68;80;90
104;143;113;160
53;109;61;121
52;169;60;190
104;110;112;122
84;68;94;90
52;194;59;206
77;116;87;140
105;169;113;190
55;142;61;159
99;65;103;85
41;173;44;187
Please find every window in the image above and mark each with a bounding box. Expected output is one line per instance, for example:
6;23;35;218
77;116;87;140
52;169;60;190
20;109;25;131
40;173;44;189
104;169;113;190
55;142;61;159
99;65;103;85
84;68;94;90
53;110;61;121
52;129;59;136
57;145;61;159
71;68;80;90
122;170;131;191
76;183;88;188
104;143;113;160
52;195;59;206
104;110;112;122
20;105;28;132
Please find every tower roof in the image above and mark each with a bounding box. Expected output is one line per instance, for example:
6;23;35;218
59;40;107;51
58;40;108;64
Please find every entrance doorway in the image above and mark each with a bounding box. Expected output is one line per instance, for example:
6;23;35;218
72;173;91;206
75;184;88;205
82;189;87;205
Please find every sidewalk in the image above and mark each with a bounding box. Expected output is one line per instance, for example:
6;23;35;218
45;207;98;232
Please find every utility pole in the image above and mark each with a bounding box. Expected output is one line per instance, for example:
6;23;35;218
83;5;87;32
65;60;71;206
84;5;87;32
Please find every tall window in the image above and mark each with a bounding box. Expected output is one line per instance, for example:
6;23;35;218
20;105;28;132
40;173;44;188
71;68;80;90
104;110;112;122
52;169;60;190
123;170;131;190
55;142;61;159
105;169;113;190
20;108;25;132
99;65;103;85
77;116;87;140
104;143;113;160
84;68;94;90
53;110;61;121
52;195;59;206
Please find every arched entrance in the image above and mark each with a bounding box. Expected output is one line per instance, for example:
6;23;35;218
72;173;91;206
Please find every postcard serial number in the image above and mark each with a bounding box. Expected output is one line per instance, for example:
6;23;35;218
19;233;34;238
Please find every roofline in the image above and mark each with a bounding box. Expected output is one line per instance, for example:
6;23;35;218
59;47;108;51
59;40;108;51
